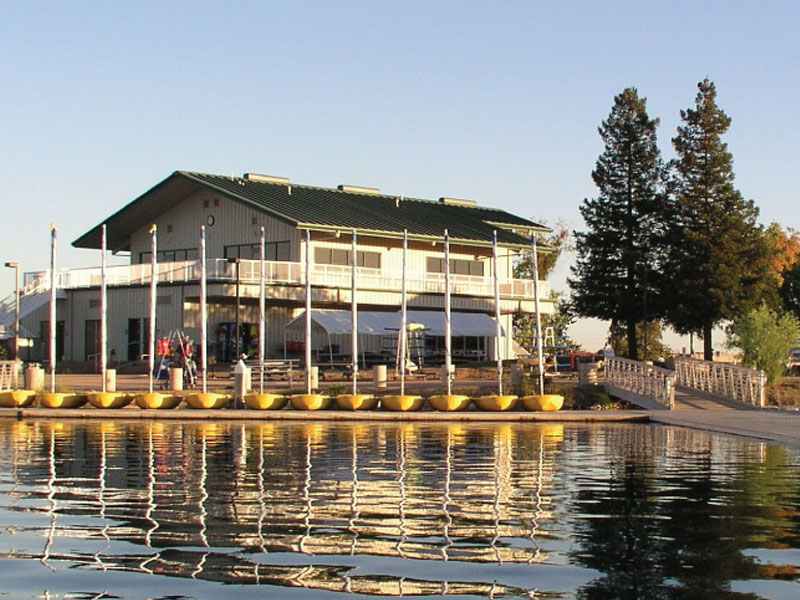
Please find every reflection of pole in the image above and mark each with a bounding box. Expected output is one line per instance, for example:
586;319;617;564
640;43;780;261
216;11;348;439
396;426;408;558
42;427;56;572
145;425;157;548
95;426;110;571
304;229;312;395
444;230;452;396
492;230;503;395
101;224;107;392
491;432;502;564
149;225;157;393
351;230;358;395
349;429;359;555
200;226;208;393
530;235;545;396
198;430;209;548
259;227;266;394
528;432;544;564
300;428;312;554
258;428;267;554
49;225;57;392
400;230;408;395
440;428;452;561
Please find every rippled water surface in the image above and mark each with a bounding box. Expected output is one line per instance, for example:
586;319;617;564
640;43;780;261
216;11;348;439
1;420;800;599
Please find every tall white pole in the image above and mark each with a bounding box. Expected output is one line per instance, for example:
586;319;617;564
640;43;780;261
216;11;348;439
531;234;545;396
259;226;266;394
444;229;452;396
49;224;57;393
148;225;157;393
200;226;208;393
100;224;107;392
304;229;312;394
400;230;408;396
351;229;358;395
492;231;503;396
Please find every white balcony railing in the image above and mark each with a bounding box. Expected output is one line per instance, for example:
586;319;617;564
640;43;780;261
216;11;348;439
14;259;549;302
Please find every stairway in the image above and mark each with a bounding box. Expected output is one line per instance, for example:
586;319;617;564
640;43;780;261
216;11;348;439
0;272;65;339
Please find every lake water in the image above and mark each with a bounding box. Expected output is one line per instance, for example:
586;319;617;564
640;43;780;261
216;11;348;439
0;420;799;599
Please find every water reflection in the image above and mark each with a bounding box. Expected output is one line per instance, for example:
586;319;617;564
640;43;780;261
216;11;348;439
0;420;798;599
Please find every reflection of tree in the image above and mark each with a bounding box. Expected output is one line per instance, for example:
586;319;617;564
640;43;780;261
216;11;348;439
571;430;800;599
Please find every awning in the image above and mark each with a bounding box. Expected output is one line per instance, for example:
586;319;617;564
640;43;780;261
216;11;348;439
285;309;503;337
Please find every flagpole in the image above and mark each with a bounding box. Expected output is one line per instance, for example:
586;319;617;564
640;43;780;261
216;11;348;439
148;225;157;393
259;226;266;394
200;226;208;394
444;229;452;396
400;229;408;396
49;225;57;393
100;224;107;392
492;231;503;395
351;229;358;395
531;234;545;396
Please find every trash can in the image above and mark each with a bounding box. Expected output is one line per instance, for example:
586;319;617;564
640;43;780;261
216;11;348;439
25;364;44;391
234;359;252;401
169;367;183;391
105;368;117;392
373;365;387;389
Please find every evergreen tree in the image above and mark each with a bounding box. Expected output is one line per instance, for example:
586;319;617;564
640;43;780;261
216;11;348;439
665;78;772;360
569;88;667;360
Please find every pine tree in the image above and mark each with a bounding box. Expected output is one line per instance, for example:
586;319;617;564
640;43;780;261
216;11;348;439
665;78;772;360
569;88;667;360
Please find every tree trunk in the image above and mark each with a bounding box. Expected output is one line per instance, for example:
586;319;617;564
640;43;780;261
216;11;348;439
703;323;713;361
627;319;638;360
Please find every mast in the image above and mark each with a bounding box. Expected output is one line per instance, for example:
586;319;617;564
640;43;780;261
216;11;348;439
531;234;545;396
259;226;266;394
49;225;57;392
200;226;208;393
304;229;312;394
492;231;503;395
400;229;408;396
100;224;107;392
148;225;157;393
444;229;452;396
351;229;358;395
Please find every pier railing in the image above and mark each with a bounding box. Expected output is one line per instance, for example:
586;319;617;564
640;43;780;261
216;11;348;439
0;360;20;390
605;356;675;409
673;356;765;407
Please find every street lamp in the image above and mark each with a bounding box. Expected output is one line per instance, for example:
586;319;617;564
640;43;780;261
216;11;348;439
4;262;19;362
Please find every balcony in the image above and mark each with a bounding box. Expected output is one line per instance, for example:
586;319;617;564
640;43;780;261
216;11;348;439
15;259;549;302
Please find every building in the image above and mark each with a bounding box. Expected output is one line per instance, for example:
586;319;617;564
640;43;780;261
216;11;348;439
1;170;553;367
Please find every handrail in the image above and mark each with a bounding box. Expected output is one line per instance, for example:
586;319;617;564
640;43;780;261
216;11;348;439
673;356;765;407
0;360;21;390
5;259;549;302
605;356;675;409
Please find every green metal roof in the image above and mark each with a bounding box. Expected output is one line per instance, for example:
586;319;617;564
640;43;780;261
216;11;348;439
73;170;548;252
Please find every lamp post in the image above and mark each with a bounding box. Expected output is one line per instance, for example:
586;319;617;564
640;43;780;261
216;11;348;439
4;262;19;362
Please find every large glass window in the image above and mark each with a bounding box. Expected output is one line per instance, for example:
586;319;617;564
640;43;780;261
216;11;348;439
224;241;290;261
315;248;381;268
139;248;198;263
426;257;484;276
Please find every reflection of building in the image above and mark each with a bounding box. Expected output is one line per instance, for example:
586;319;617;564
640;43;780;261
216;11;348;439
0;420;563;596
1;171;554;364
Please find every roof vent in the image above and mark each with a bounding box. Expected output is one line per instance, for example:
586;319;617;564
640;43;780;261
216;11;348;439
338;184;381;195
439;197;478;206
243;173;291;185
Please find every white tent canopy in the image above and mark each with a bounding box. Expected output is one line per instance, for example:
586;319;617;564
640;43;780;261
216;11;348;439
285;309;504;337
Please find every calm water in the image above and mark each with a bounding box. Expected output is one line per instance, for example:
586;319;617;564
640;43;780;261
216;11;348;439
0;420;799;600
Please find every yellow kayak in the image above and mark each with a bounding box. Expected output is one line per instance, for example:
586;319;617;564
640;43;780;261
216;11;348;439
185;392;231;409
134;392;183;409
87;392;134;409
289;394;332;410
244;393;288;410
335;394;378;410
38;392;89;409
0;389;38;408
428;394;472;412
380;395;424;411
474;394;519;411
521;394;565;412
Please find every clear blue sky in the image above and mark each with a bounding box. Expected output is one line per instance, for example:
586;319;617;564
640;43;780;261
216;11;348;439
2;1;799;350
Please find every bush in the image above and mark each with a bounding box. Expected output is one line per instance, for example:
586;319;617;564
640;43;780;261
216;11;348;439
728;304;800;385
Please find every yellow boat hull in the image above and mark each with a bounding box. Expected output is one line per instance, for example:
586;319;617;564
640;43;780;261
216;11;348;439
380;395;424;411
135;392;183;409
335;394;378;410
244;393;288;410
428;394;472;411
521;394;565;412
474;394;519;411
38;392;89;409
290;394;332;410
0;389;38;408
185;392;231;409
87;392;134;409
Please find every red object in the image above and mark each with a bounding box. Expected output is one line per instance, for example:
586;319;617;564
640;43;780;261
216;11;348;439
157;338;170;356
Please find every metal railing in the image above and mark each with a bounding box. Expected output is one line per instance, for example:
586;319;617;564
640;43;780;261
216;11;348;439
673;356;765;407
4;259;549;302
0;360;21;390
605;356;675;409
